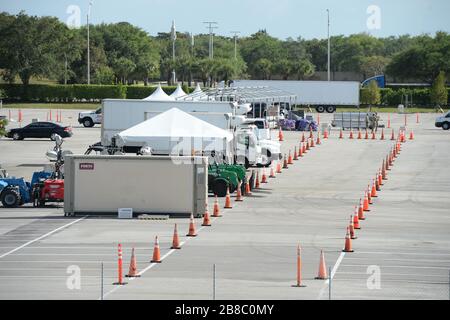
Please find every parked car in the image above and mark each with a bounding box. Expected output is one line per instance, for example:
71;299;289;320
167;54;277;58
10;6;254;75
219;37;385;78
6;122;73;140
78;108;102;127
435;111;450;130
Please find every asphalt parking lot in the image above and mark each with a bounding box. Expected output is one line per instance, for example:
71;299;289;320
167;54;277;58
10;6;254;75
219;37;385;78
0;109;449;300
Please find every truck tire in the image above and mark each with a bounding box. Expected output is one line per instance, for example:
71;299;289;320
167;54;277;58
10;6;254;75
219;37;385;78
326;106;336;113
316;106;325;113
82;118;95;128
212;178;229;198
442;122;450;130
1;188;21;208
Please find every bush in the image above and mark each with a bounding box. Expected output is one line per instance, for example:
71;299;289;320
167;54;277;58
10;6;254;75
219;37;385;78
0;118;7;137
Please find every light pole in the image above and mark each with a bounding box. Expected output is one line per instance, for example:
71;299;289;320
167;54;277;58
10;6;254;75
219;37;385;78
230;31;240;60
327;9;331;82
171;20;176;84
203;22;218;59
87;1;92;85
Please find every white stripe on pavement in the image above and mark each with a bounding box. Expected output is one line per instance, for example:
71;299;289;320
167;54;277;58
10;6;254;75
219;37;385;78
0;216;87;259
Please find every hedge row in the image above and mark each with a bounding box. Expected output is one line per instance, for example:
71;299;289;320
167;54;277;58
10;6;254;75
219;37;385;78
0;84;194;102
360;87;450;106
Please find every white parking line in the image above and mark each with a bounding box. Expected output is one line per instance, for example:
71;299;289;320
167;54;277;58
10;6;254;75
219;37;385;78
101;224;210;300
0;216;87;259
317;252;346;300
339;264;450;270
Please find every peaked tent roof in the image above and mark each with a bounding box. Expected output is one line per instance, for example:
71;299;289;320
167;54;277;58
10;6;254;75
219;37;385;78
193;83;203;94
143;83;175;101
171;83;187;99
116;108;234;146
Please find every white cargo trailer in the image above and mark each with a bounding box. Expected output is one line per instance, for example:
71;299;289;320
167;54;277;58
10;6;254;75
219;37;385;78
101;99;251;146
64;155;208;217
231;80;360;113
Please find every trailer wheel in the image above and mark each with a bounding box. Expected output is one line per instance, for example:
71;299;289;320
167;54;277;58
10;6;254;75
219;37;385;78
316;106;325;113
212;178;229;198
326;106;336;113
1;188;21;208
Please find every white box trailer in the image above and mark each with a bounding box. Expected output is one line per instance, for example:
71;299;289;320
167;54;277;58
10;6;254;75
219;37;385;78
231;80;360;113
101;99;251;146
64;155;208;217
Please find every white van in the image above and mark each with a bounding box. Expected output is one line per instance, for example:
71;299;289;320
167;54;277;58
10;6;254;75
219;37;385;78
435;111;450;130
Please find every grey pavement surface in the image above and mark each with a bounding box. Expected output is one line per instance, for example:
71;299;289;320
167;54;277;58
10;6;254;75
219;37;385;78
0;109;449;300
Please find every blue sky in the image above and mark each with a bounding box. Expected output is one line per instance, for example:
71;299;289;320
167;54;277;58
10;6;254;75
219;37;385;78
0;0;449;39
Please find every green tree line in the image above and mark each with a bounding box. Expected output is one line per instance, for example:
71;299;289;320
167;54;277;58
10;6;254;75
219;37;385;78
0;11;449;87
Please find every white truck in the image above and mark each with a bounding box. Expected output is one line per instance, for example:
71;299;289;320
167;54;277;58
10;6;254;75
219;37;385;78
101;99;251;146
435;111;450;130
78;108;102;127
231;80;360;113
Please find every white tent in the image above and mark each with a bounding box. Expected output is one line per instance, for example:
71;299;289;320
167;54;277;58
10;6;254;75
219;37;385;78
193;83;203;94
115;108;234;156
143;83;175;101
171;83;187;99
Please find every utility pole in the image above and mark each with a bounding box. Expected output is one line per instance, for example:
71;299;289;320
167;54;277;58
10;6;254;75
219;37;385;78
203;22;218;59
87;1;92;85
230;31;240;60
327;9;331;82
171;20;177;85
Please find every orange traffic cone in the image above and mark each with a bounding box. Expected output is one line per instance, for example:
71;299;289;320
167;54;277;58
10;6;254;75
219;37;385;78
270;166;276;178
305;140;310;152
292;245;307;287
279;128;284;142
371;180;378;198
349;215;357;240
381;162;387;180
316;134;321;145
357;129;362;140
283;155;289;169
365;129;369;140
349;130;354;139
324;129;329;139
302;142;306;154
372;131;376;140
301;132;305;143
171;224;181;249
343;227;354;253
186;213;198;237
387;114;391;129
386;155;390;171
213;195;222;217
310;136;316;148
202;204;212;226
224;187;233;209
339;129;343;139
293;147;299;161
315;250;328;280
375;174;381;191
409;130;414;140
261;169;268;183
380;129;385;140
288;150;293;164
363;191;370;212
276;162;282;174
416;113;420;124
150;236;162;263
309;128;314;139
255;171;261;189
367;186;373;205
126;248;140;278
391;129;395;141
298;143;304;157
358;199;366;220
18;109;23;123
353;207;361;230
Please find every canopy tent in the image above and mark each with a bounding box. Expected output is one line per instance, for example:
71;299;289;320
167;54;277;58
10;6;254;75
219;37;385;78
115;108;234;156
143;83;175;101
193;83;203;94
171;83;187;99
